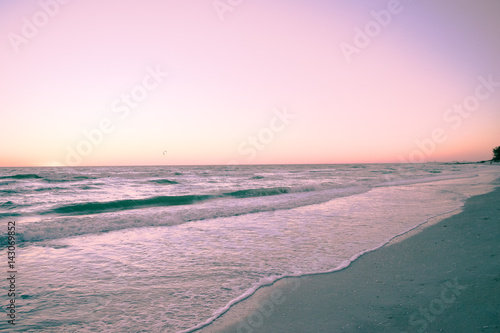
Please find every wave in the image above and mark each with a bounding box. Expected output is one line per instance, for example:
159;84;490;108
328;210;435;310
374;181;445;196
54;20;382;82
44;186;319;216
34;187;65;192
0;212;21;218
223;186;317;198
73;176;95;180
80;186;98;190
0;190;19;194
0;174;42;180
223;187;293;198
3;170;480;246
43;176;98;183
148;179;179;185
0;173;99;183
4;186;370;245
43;179;77;183
47;194;213;215
179;207;465;333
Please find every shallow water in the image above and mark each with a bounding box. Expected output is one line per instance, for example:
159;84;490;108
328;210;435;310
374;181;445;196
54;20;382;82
0;164;498;332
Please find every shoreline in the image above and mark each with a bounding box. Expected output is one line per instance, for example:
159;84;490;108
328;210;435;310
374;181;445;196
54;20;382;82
200;177;500;333
188;207;464;333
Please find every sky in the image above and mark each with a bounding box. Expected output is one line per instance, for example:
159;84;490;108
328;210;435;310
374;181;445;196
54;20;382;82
1;0;499;167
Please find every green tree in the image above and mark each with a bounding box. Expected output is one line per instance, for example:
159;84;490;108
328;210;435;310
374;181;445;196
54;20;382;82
493;146;500;162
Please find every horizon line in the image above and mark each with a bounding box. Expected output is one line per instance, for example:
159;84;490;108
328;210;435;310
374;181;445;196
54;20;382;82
0;160;496;169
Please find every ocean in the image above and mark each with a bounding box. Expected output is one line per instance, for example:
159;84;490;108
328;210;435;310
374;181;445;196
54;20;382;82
0;163;498;332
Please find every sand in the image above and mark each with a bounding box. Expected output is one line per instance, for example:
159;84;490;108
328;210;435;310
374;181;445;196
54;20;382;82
199;178;500;333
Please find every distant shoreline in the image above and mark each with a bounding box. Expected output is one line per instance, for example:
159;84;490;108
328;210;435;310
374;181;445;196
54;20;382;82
1;160;500;168
445;160;500;165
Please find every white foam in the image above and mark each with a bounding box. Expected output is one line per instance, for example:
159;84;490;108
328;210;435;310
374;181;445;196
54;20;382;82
178;207;465;333
15;186;371;244
179;172;499;333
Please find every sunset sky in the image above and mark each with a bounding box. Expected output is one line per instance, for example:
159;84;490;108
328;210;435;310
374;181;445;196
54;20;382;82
1;0;499;167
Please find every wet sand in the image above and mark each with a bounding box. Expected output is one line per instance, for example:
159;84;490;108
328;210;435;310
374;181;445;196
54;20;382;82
200;178;500;332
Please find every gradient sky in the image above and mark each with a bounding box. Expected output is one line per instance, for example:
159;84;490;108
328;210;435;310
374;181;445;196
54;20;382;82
1;0;499;167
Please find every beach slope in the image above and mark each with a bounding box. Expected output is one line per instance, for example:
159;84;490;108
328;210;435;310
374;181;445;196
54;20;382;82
202;180;500;333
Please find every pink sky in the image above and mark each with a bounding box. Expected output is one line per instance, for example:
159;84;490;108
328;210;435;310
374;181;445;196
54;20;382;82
1;0;499;167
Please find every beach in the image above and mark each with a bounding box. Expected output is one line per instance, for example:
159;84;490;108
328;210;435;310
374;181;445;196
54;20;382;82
1;165;498;332
201;177;500;333
2;0;500;331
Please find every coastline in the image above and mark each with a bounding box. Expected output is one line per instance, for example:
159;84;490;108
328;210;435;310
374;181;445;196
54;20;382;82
200;177;500;333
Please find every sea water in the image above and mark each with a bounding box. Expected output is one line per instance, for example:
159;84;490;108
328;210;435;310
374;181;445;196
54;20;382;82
0;163;498;332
